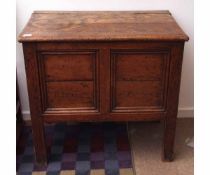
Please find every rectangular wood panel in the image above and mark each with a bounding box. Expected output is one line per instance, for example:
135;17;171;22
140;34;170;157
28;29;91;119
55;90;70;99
43;52;94;81
115;81;163;108
115;53;164;81
37;50;99;113
46;81;95;109
111;50;169;112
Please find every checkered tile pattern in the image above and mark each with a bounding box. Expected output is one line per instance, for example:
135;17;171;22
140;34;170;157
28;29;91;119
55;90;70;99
16;123;134;175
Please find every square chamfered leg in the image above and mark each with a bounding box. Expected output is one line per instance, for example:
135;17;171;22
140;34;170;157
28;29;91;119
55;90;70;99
162;43;185;161
31;116;48;165
23;43;48;165
162;113;177;161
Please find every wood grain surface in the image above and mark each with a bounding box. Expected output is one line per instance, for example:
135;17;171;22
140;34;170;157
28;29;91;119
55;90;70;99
18;11;189;42
43;52;94;81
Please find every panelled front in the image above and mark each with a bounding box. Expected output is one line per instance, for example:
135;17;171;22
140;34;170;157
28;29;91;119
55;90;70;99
111;50;170;112
37;51;100;113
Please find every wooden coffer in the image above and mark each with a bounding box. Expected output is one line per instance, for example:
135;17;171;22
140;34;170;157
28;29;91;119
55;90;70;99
18;11;189;164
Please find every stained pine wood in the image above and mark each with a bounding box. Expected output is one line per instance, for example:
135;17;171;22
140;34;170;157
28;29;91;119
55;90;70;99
43;52;94;81
114;81;163;108
18;11;188;42
115;52;164;81
19;11;189;165
46;81;94;108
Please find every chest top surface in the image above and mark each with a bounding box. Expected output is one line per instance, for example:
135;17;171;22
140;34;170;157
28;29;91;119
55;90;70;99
18;11;188;42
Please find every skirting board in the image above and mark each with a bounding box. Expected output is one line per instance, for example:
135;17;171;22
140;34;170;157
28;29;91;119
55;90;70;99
22;107;194;121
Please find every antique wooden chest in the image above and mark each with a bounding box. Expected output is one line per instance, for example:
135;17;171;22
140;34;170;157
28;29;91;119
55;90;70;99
18;11;189;164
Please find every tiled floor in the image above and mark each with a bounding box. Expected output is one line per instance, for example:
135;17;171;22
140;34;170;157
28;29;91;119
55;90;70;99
16;123;134;175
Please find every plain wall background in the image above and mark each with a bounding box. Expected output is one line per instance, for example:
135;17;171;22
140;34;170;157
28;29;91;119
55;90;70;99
16;0;194;120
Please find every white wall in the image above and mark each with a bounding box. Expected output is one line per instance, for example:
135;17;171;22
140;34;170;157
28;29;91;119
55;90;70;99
16;0;194;120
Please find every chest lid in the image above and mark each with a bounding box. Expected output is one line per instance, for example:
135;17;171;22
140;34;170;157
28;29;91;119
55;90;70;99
18;11;189;42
